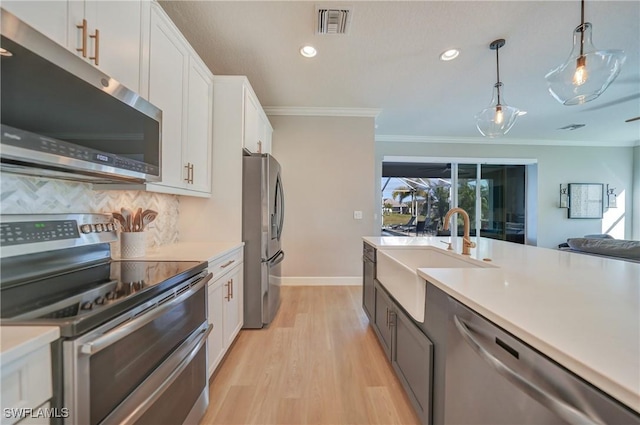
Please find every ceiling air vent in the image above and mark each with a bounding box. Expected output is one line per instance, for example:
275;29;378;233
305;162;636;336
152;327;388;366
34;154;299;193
316;6;352;35
558;124;586;131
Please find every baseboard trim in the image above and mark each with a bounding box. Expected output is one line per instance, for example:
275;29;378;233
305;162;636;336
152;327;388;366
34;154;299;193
282;276;361;286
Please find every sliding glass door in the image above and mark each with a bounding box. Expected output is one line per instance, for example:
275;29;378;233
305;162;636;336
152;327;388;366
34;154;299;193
381;161;527;244
480;165;526;243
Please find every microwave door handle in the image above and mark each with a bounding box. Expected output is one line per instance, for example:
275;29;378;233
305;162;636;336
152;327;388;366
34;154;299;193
103;324;212;425
80;273;212;355
453;316;604;425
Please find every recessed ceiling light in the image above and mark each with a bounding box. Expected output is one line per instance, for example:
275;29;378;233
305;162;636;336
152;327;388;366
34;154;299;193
439;49;460;61
0;48;13;57
300;45;317;58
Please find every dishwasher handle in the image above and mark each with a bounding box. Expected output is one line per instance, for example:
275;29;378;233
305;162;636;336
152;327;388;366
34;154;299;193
453;315;605;425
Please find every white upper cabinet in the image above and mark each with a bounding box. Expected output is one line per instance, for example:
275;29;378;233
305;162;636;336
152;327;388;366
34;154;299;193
74;1;146;93
147;8;187;191
1;1;69;47
145;2;212;197
241;81;272;154
2;0;147;94
243;90;260;153
185;58;213;194
258;113;273;155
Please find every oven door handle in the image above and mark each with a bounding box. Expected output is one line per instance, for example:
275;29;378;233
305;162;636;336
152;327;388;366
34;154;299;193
101;323;212;425
80;272;212;355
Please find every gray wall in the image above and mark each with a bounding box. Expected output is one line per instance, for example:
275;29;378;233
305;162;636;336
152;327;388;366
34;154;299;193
270;115;375;283
376;141;635;249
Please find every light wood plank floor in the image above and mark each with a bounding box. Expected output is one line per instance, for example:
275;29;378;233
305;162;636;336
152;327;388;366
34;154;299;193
200;286;420;425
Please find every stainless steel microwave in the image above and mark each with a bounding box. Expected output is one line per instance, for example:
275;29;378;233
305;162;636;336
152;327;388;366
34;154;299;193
0;9;162;184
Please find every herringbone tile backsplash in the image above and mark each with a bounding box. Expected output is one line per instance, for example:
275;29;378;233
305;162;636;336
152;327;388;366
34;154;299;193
1;174;179;253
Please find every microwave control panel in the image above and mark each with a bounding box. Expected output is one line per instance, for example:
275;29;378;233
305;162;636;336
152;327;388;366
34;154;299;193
1;124;160;176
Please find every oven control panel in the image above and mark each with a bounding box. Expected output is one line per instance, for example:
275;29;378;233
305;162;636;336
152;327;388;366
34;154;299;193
0;213;117;257
1;220;79;245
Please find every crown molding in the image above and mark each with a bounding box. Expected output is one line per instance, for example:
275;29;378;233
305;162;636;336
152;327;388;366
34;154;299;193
263;106;381;118
376;134;640;148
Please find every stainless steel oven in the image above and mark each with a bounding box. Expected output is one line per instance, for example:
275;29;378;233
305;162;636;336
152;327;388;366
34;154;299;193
1;214;212;425
64;271;211;425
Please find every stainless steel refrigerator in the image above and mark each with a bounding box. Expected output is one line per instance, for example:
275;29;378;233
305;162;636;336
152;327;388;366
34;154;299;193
242;153;285;328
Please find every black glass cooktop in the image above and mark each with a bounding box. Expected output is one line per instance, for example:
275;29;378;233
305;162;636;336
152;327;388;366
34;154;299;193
0;259;206;337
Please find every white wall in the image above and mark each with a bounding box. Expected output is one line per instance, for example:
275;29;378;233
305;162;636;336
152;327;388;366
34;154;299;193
634;146;640;240
270;115;375;284
376;142;635;248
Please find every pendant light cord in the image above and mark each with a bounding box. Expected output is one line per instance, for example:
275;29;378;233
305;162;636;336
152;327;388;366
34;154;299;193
495;44;502;106
579;0;585;56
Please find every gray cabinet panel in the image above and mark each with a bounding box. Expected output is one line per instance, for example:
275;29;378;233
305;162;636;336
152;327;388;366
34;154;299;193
373;282;393;359
362;243;375;320
393;305;433;425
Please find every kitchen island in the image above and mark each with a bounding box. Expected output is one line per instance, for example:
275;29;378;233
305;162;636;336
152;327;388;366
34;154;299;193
363;236;640;418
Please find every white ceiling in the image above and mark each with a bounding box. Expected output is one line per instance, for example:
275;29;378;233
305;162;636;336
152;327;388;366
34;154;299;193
159;1;640;146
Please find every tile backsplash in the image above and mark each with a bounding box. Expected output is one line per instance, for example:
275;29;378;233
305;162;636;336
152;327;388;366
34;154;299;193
1;174;180;253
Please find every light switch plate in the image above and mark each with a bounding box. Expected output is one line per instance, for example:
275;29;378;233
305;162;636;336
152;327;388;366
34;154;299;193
353;211;363;220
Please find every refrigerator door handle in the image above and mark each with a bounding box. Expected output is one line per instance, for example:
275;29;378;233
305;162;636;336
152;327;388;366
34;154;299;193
268;250;285;266
275;174;285;241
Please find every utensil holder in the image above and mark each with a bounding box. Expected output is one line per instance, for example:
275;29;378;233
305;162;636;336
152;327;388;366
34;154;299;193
120;232;146;259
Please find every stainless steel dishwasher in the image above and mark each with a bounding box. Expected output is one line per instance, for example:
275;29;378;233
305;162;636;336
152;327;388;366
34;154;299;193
444;298;640;425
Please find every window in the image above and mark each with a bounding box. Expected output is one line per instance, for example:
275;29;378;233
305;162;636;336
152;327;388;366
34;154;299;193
382;162;527;244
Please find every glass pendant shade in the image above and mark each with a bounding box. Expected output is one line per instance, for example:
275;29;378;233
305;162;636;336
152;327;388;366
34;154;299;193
545;23;626;105
476;83;520;137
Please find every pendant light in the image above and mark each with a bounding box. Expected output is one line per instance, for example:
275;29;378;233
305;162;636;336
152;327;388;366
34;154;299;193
545;0;626;105
476;39;520;138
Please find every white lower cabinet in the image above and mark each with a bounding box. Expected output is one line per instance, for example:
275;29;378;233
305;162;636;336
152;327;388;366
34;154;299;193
1;329;57;425
207;248;244;378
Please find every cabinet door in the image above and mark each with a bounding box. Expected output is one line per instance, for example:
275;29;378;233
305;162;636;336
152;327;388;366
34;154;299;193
2;1;68;47
392;307;433;425
362;258;375;321
243;89;260;153
148;7;187;189
223;266;243;348
185;58;213;193
84;1;143;92
258;114;272;154
207;280;225;378
373;283;393;359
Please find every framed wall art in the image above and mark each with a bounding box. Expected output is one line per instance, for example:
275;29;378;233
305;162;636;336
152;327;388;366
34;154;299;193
568;183;604;219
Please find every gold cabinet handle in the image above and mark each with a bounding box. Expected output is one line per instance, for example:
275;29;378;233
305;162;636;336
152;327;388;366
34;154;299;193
184;163;194;184
220;260;235;269
224;281;230;301
89;28;99;65
184;163;191;183
76;19;88;57
230;278;234;299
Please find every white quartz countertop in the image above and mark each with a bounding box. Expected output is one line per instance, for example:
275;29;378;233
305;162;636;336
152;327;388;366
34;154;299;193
0;326;59;365
112;241;244;262
363;236;640;414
